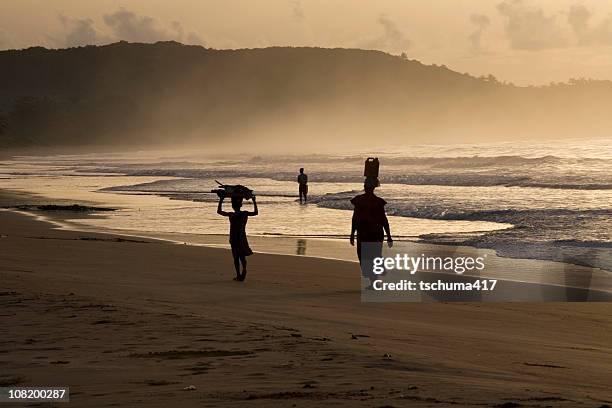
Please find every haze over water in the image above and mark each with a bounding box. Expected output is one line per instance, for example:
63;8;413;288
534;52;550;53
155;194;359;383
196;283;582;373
2;138;610;274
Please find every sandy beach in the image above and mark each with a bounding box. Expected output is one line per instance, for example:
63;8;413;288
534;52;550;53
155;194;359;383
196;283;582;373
2;207;612;407
2;14;612;407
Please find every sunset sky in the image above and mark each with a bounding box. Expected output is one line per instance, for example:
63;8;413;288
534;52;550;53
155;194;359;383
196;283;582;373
2;0;612;85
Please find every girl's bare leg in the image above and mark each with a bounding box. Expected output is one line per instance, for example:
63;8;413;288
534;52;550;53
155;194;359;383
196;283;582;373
239;256;247;281
233;256;241;280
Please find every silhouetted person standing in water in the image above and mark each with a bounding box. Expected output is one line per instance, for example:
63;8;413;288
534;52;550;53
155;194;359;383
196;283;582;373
297;168;308;204
217;195;258;281
350;178;393;285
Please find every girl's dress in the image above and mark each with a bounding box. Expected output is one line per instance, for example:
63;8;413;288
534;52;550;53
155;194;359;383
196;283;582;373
229;211;253;257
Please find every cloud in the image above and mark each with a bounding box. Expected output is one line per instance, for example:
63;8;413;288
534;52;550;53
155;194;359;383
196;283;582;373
589;17;612;46
363;14;411;52
568;5;612;46
59;16;110;47
497;0;568;50
567;4;591;39
56;8;205;48
186;32;205;45
168;20;204;45
469;13;491;53
0;30;10;50
102;8;204;45
291;0;305;22
103;8;179;43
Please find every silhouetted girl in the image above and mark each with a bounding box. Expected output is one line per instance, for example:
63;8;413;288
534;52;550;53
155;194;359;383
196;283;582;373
217;195;258;281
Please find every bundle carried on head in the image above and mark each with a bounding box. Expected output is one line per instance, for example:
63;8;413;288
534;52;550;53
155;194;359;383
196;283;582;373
364;157;380;187
211;180;254;200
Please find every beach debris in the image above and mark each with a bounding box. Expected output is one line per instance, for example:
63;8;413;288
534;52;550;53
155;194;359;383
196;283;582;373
26;236;149;244
130;349;252;359
183;385;197;391
523;362;565;369
495;403;521;408
146;379;178;386
10;204;116;212
273;325;299;332
78;237;149;243
0;376;27;387
92;319;113;325
383;353;392;360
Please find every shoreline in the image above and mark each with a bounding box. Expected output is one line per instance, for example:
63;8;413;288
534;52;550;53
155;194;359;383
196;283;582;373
15;208;612;293
5;153;609;274
2;165;609;277
2;187;611;293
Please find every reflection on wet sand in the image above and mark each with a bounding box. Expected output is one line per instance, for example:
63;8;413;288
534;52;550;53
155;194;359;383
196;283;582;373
296;239;307;255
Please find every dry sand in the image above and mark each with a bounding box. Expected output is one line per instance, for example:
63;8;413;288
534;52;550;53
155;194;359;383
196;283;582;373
1;209;612;407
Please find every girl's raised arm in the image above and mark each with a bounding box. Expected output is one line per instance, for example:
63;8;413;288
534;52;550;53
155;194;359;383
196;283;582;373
246;196;258;216
217;196;231;216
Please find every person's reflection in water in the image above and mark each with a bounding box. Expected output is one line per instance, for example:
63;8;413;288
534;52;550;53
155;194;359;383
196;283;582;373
350;178;393;288
296;239;307;256
562;249;596;301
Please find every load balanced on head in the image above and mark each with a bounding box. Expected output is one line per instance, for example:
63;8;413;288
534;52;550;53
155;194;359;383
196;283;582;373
364;157;380;189
211;180;254;200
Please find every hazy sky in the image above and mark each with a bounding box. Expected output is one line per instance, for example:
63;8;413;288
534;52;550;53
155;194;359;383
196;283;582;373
2;0;612;85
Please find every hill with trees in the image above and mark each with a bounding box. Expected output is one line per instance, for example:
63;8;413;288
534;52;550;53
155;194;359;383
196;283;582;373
1;41;611;149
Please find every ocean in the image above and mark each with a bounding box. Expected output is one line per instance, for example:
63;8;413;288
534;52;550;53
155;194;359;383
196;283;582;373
1;138;610;273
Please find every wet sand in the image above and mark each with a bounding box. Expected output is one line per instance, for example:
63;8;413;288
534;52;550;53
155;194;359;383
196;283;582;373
2;209;612;407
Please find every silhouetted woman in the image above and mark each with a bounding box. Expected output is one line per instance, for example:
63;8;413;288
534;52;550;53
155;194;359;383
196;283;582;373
217;195;258;281
350;178;393;286
350;178;393;260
